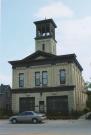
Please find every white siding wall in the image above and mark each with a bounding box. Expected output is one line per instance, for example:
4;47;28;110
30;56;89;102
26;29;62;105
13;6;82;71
12;63;73;89
35;38;56;55
12;62;87;112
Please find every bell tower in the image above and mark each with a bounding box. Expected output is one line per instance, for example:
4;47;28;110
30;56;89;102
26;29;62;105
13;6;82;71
34;19;57;55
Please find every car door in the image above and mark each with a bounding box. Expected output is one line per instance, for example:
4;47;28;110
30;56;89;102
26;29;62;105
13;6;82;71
17;112;29;122
26;112;34;122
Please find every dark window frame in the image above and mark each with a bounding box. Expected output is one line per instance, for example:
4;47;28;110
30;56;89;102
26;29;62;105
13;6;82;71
60;69;66;84
35;72;40;86
19;73;24;88
42;71;48;86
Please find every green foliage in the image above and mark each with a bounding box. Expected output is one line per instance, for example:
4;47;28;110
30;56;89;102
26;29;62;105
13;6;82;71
85;81;91;88
88;83;91;88
85;81;91;110
46;111;85;119
47;112;69;119
86;95;91;111
0;109;13;119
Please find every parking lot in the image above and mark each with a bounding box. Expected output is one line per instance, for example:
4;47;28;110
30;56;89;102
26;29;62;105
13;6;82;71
0;119;91;135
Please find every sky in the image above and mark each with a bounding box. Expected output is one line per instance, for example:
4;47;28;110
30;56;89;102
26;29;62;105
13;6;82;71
0;0;91;86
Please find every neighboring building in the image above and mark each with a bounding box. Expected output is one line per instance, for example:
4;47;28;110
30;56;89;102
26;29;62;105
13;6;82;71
9;19;87;114
0;84;12;112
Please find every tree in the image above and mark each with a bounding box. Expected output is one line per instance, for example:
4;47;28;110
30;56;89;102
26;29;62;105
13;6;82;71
86;81;91;110
88;83;91;88
86;94;91;111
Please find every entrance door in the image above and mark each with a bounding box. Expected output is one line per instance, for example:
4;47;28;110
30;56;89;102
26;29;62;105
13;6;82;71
46;96;68;113
39;101;44;113
19;97;35;112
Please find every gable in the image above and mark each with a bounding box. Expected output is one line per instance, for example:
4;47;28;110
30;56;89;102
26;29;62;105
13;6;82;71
22;50;55;62
34;56;46;60
9;51;83;72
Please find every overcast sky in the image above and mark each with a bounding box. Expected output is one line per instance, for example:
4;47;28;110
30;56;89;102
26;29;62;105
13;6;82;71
1;0;91;86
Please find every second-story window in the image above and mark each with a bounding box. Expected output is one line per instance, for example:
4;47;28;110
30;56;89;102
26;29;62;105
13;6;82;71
35;72;40;86
42;71;48;86
60;69;66;84
19;73;24;88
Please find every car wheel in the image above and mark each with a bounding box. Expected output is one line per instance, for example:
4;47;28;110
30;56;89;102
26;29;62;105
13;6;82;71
11;118;17;124
32;118;38;124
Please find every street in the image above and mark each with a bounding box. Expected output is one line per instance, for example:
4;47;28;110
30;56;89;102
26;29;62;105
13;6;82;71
0;119;91;135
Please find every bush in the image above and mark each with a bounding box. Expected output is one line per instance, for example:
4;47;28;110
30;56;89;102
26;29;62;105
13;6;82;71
46;112;70;119
0;109;13;119
86;96;91;111
46;110;87;120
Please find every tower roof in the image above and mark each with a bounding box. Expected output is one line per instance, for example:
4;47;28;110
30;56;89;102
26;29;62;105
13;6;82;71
34;19;57;28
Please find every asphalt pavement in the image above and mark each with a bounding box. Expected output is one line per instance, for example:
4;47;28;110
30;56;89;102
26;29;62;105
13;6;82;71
0;119;91;135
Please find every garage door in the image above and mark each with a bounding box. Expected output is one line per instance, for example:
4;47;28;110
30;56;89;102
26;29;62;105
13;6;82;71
46;96;68;113
19;97;35;112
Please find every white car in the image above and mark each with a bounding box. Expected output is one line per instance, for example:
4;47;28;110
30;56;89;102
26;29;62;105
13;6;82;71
9;111;46;124
79;112;91;120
